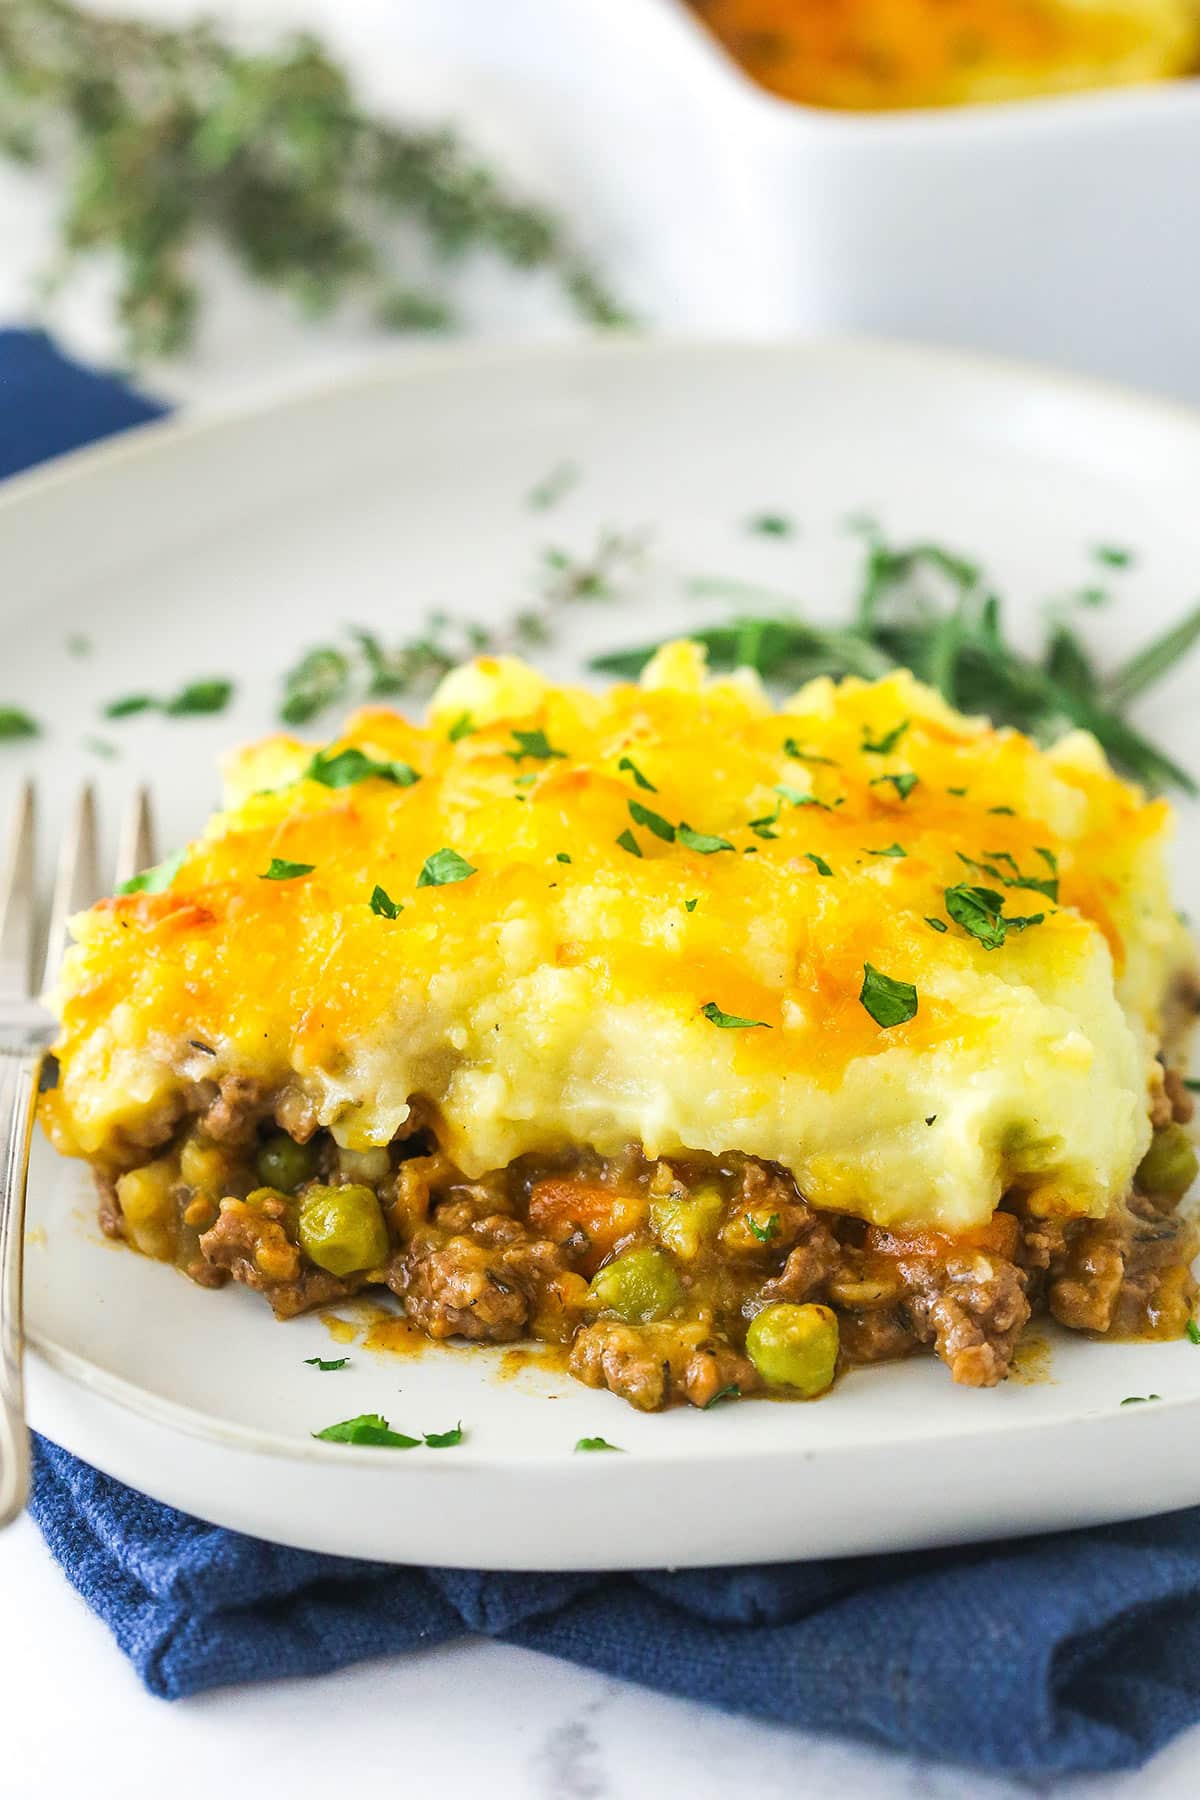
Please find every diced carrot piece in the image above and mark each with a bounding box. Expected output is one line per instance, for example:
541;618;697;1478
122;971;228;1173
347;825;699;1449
528;1178;648;1273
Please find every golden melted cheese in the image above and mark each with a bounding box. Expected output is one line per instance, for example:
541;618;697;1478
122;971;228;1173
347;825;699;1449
688;0;1199;111
43;643;1193;1232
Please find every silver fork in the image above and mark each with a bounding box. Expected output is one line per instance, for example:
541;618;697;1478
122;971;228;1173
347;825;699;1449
0;782;154;1526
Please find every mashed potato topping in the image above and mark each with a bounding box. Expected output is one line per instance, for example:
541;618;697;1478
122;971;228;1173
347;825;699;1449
44;642;1192;1233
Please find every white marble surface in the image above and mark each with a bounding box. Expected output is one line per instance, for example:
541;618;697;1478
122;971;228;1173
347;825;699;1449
6;4;1200;1793
5;1506;1200;1800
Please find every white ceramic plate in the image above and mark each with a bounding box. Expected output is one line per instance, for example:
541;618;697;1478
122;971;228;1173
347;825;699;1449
8;337;1200;1569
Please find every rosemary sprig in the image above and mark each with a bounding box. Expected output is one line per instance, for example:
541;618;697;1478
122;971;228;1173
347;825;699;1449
592;532;1200;794
0;0;625;359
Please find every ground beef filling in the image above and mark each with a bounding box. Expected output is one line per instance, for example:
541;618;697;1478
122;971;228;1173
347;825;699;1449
95;1086;1199;1413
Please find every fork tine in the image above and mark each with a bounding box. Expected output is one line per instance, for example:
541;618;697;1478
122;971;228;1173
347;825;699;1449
114;786;156;891
40;786;99;994
0;784;35;1003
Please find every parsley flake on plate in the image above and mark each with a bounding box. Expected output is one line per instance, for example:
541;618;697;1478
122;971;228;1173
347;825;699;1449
805;852;833;877
280;646;351;726
859;963;918;1028
261;858;315;881
575;1436;623;1452
925;915;948;933
1119;1394;1161;1406
703;1384;741;1408
314;1413;421;1447
304;1356;349;1371
448;711;475;743
0;708;39;740
117;848;186;896
684;896;699;911
423;1423;465;1448
618;755;657;792
104;694;155;719
775;785;827;810
369;884;402;918
616;828;642;857
1188;1319;1200;1345
1095;544;1133;568
305;746;419;789
165;677;234;716
417;848;476;887
702;1001;771;1030
865;842;906;858
746;512;793;538
556;852;572;864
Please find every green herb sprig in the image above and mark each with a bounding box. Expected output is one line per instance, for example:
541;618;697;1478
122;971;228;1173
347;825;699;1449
1;0;624;361
592;532;1200;793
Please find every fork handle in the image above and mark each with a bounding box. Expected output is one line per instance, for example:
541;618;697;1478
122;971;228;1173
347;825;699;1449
0;1047;40;1526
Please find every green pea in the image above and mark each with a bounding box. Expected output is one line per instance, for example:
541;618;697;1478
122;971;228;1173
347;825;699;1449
1136;1123;1199;1199
649;1184;724;1261
588;1248;683;1323
298;1183;389;1276
255;1133;319;1195
746;1302;838;1397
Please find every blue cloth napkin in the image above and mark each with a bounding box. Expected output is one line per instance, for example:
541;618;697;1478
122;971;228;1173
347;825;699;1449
11;327;1200;1777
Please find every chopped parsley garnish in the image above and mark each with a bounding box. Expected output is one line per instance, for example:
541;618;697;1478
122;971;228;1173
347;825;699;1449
925;915;948;932
618;755;657;792
944;883;1007;950
314;1413;421;1447
575;1436;623;1452
859;963;918;1028
261;858;315;881
628;799;675;841
865;842;906;858
746;1212;780;1242
701;1001;770;1030
83;736;118;759
0;708;39;740
513;774;537;789
987;805;1016;816
1187;1318;1200;1344
1119;1394;1161;1406
448;711;475;743
1184;1079;1200;1093
703;1384;741;1408
305;1356;349;1371
305;747;419;789
507;727;566;763
947;786;968;797
783;740;837;766
870;772;918;800
775;785;827;810
1095;545;1133;568
861;719;910;755
805;852;833;877
117;848;186;896
369;884;402;918
556;852;572;864
106;680;234;720
748;807;780;840
616;828;642;857
423;1423;464;1448
1036;847;1059;874
417;848;476;887
104;694;155;719
684;896;699;911
747;512;793;537
165;678;234;716
527;461;580;510
678;822;734;854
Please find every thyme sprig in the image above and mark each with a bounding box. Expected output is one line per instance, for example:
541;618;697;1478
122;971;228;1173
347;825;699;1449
0;0;625;359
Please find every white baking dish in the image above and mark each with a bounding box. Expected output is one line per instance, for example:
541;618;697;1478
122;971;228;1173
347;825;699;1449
348;0;1200;401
